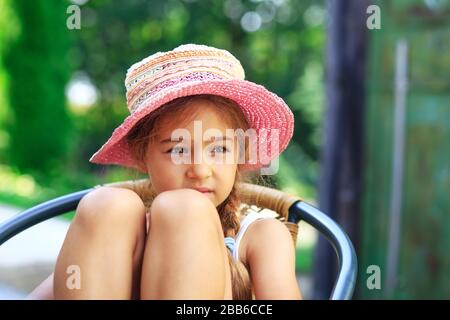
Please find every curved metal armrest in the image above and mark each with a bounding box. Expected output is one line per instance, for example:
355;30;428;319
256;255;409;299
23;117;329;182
288;200;358;300
0;189;93;245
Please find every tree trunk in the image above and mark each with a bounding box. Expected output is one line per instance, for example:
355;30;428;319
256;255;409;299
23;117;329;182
313;0;368;299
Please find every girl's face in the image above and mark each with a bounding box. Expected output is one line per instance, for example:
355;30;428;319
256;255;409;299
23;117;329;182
144;99;240;207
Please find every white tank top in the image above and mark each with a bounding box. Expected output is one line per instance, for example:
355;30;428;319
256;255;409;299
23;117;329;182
231;209;275;262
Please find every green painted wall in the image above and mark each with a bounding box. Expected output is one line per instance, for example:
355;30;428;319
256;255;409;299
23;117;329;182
359;0;450;299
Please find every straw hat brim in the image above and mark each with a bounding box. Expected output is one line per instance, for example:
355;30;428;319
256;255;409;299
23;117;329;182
89;78;294;173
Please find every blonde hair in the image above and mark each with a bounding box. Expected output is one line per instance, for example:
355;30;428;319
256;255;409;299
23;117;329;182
125;94;265;299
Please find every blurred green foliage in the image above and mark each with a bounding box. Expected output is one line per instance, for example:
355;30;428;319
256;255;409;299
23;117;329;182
296;246;313;274
2;0;75;175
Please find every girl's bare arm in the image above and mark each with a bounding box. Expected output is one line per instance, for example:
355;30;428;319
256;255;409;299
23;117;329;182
245;219;302;299
26;273;54;300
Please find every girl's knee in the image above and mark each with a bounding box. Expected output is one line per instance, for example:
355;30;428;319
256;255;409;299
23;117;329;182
74;186;147;231
149;189;221;233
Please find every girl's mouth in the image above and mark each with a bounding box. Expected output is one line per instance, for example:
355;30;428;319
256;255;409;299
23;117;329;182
192;187;213;193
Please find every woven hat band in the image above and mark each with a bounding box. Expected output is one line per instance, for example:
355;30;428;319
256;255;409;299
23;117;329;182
124;48;245;114
128;71;225;114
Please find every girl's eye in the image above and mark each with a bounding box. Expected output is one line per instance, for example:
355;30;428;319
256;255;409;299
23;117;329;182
166;146;228;155
211;146;228;153
167;147;189;155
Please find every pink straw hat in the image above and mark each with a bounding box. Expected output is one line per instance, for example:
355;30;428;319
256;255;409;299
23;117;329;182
89;44;294;172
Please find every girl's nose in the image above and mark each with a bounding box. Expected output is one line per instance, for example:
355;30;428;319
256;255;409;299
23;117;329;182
186;163;212;180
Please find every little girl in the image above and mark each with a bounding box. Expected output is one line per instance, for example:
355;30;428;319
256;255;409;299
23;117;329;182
29;44;301;300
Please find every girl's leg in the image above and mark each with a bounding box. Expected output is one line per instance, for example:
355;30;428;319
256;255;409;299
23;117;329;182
140;189;230;299
54;187;147;299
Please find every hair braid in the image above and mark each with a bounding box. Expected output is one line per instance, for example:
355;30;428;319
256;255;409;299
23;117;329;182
216;172;253;300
